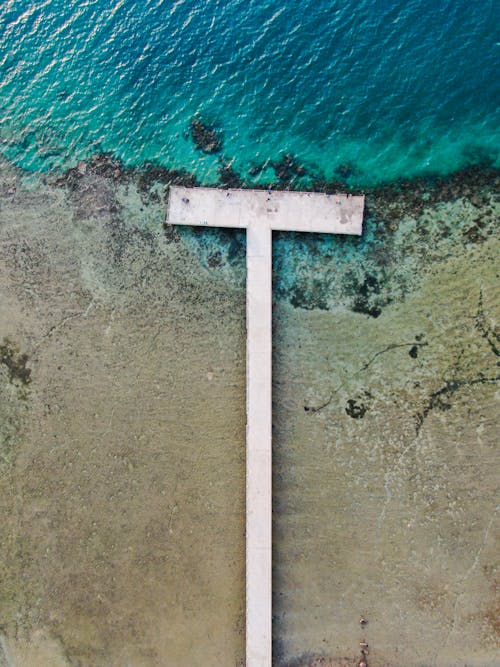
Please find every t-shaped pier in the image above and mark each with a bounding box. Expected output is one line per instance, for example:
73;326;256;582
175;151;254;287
167;186;364;667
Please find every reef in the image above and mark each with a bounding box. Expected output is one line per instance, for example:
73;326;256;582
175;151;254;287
189;117;223;154
54;153;198;195
272;153;307;187
46;151;500;321
218;158;243;188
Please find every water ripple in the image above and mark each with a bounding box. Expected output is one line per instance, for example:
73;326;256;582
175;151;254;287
0;0;498;182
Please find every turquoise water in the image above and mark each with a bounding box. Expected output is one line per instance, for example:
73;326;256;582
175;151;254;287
1;0;498;185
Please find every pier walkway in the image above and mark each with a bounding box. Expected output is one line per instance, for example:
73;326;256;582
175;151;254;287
167;186;364;667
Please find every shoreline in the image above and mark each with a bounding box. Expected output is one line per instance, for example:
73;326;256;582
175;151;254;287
2;147;499;197
52;151;500;197
2;151;498;321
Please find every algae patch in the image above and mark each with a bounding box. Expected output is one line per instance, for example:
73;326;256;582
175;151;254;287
0;339;31;469
0;339;31;387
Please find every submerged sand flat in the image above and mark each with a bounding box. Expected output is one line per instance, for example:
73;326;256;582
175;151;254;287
273;239;499;667
0;158;498;666
0;162;246;666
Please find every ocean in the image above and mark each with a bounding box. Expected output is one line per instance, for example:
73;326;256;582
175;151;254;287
0;2;499;666
1;0;498;184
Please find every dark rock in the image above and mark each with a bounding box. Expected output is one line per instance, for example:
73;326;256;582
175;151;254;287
345;399;367;419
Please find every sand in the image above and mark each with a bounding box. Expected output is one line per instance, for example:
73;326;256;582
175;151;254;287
0;161;246;666
0;157;498;666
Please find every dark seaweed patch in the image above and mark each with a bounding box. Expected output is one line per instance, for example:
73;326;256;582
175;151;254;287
289;279;328;311
409;345;419;359
272;153;307;185
345;398;367;419
207;251;223;268
136;164;198;193
189;117;223;154
351;274;384;318
218;158;243;188
0;339;31;386
334;162;360;180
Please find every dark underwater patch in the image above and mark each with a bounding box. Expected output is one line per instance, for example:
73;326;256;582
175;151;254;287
189;117;223;154
0;339;31;386
50;153;499;317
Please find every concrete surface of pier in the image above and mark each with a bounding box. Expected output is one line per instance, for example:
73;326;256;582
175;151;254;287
167;186;364;667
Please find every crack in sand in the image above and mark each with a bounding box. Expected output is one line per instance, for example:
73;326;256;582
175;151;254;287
33;301;96;350
304;340;428;413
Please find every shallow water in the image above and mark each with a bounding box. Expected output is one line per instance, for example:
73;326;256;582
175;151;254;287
0;160;498;665
0;0;499;664
273;243;499;666
0;166;246;665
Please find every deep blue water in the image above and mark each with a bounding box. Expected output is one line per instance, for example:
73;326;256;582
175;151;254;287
0;0;498;185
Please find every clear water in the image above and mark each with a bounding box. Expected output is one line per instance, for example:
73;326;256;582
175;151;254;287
0;3;499;665
1;0;498;184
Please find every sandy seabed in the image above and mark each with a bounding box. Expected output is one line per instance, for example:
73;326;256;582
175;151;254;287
0;157;498;666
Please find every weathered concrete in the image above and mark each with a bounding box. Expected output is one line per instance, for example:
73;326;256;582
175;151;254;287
168;186;364;235
167;186;364;667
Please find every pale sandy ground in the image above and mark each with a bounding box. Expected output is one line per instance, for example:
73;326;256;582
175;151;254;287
0;162;246;666
273;235;499;666
0;159;498;666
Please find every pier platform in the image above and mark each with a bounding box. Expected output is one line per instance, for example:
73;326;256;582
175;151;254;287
167;186;364;667
168;186;364;235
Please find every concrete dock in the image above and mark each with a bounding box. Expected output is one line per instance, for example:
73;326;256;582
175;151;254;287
168;186;364;235
167;186;364;667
